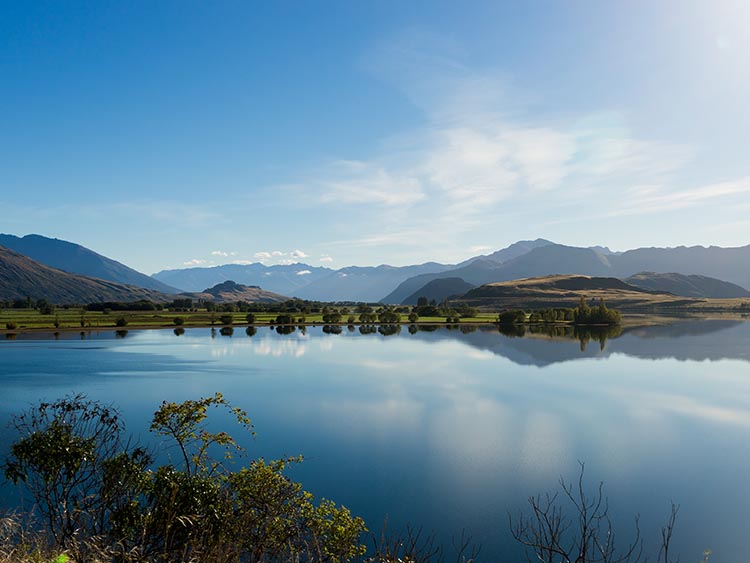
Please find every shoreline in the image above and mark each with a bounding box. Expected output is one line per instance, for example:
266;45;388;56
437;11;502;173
1;312;748;336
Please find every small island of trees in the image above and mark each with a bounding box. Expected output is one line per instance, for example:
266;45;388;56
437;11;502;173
497;297;622;327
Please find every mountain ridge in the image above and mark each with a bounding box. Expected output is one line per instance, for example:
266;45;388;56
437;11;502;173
0;245;174;304
0;234;180;293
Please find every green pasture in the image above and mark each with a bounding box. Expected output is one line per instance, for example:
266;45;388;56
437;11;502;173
0;307;501;331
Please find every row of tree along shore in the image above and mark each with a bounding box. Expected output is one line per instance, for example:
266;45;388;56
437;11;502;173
1;295;622;331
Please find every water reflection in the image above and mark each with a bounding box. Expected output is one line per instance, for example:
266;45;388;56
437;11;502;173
403;320;750;366
0;319;747;562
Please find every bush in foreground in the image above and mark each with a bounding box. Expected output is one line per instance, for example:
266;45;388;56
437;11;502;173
3;394;366;563
1;396;701;563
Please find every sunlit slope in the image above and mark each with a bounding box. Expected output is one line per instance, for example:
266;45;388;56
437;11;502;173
456;275;702;310
0;245;173;303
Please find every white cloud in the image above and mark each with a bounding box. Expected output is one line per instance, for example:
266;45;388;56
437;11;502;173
231;260;254;265
211;250;229;257
183;259;207;266
279;33;738;245
254;249;311;265
296;270;312;276
319;255;334;263
320;160;425;206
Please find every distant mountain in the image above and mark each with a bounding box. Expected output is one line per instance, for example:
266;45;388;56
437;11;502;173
457;238;554;266
0;246;173;304
184;280;288;303
292;262;454;302
401;277;477;305
155;261;454;302
611;245;750;289
388;243;750;302
458;274;696;311
625;272;750;298
383;245;610;303
152;263;334;294
0;234;179;293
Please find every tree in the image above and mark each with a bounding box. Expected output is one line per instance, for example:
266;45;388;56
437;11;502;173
220;314;234;326
246;313;256;324
511;463;680;563
4;395;151;548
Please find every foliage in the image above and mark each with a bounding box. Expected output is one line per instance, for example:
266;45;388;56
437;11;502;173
115;316;128;327
219;314;234;325
574;297;622;325
3;395;151;548
378;310;400;324
322;312;342;323
497;310;526;325
3;393;367;562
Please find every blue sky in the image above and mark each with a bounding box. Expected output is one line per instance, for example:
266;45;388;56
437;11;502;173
1;1;749;274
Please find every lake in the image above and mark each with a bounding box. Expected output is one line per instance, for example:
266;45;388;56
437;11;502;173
1;319;749;561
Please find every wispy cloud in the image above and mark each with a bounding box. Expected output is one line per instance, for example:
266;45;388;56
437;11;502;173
602;177;750;217
259;30;747;261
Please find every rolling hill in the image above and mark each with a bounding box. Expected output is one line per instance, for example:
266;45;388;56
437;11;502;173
0;234;179;293
456;274;701;311
625;272;750;298
183;281;288;303
0;245;173;304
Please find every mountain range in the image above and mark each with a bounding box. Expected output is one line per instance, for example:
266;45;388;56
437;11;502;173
384;242;750;303
2;233;749;304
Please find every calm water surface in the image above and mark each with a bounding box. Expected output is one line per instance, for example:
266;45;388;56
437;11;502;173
1;320;748;562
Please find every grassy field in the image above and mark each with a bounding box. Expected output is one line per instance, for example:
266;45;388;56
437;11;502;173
1;307;746;333
0;308;503;332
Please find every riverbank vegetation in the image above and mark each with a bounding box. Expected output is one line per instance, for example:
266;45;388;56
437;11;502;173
497;297;622;327
0;298;491;332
